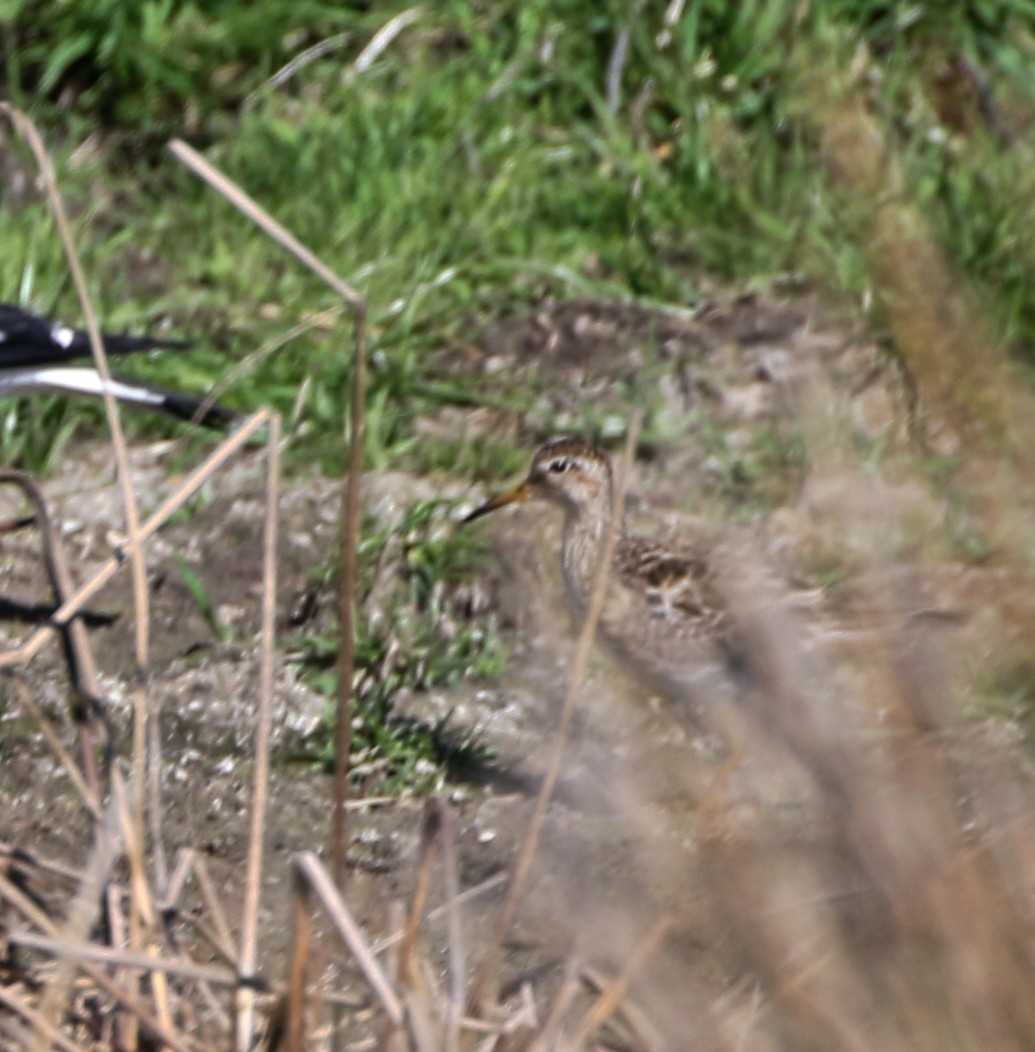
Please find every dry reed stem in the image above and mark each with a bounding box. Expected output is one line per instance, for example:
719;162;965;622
0;837;206;1051
380;899;408;1052
8;931;243;987
4;673;100;819
145;854;242;1008
465;412;643;1018
148;688;168;889
0;841;82;885
112;760;156;937
149;850;238;1029
0;122;291;1052
189;851;240;962
236;411;282;1049
28;778;123;1051
285;865;313;1052
113;766;164;1049
436;802;465;1052
0;469;107;801
0;408;269;1048
376;809;450;1051
104;873;132;1048
0;408;271;669
160;847;194;911
334;304;366;889
0;114;157;980
293;851;404;1026
401;965;440;1052
396;803;442;991
525;961;581;1052
0;473;98;692
166;137;368;892
117;760;178;1045
0;984;83;1052
167;140;364;310
570;916;672;1048
578;969;661;1052
0;107;150;643
369;873;508;957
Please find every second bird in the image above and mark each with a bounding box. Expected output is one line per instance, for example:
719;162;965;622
0;302;236;428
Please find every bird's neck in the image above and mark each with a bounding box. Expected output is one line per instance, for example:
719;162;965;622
560;499;615;617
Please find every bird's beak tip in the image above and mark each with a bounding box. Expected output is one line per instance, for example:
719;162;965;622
461;481;533;524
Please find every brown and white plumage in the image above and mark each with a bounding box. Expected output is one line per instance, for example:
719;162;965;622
464;437;740;704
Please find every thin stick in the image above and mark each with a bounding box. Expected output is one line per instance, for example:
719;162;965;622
0;109;153;899
438;802;465;1052
0;867;200;1052
191;852;239;963
166;138;367;891
236;413;282;1051
159;848;194;910
0;985;83;1052
148;688;168;889
4;674;100;819
0;410;271;669
377;812;439;1049
294;852;403;1025
369;873;508;956
285;866;313;1052
167;140;363;309
396;802;441;987
112;766;159;1048
570;915;672;1045
0;470;107;799
466;412;643;1013
526;961;581;1052
333;316;365;888
0;841;82;885
8;932;243;987
29;777;124;1052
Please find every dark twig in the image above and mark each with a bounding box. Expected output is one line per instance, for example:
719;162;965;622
0;470;109;801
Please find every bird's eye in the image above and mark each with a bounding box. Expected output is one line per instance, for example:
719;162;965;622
548;458;570;474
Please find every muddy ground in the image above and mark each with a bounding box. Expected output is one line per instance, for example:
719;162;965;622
3;291;1035;1049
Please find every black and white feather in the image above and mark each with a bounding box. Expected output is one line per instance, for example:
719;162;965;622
0;303;236;428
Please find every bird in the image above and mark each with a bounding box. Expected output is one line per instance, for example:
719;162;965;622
463;436;744;708
0;302;236;428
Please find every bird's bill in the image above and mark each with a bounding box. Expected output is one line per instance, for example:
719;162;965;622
461;481;533;523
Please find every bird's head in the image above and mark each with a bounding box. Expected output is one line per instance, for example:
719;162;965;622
463;437;613;523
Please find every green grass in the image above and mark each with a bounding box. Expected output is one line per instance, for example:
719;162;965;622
5;0;1035;784
4;2;1034;471
294;497;504;793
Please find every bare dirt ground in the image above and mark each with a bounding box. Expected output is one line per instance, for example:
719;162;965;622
4;290;1035;1049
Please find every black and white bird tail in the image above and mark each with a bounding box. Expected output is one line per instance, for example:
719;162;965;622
0;302;236;429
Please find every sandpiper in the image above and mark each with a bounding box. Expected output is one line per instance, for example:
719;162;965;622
463;437;740;706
